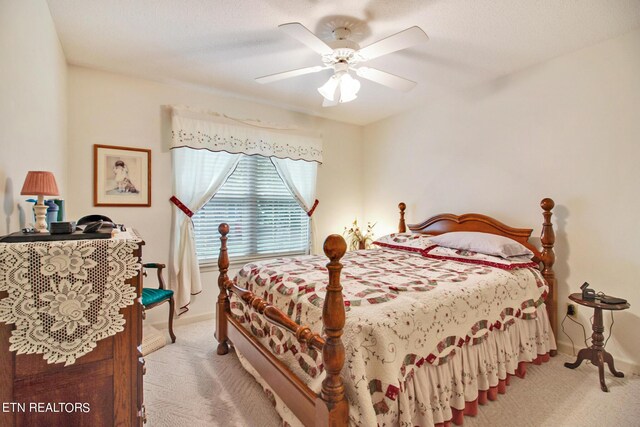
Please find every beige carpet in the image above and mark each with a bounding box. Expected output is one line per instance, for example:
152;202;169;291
144;319;640;427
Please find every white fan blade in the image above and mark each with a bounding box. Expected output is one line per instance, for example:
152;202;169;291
357;26;428;61
279;23;334;55
355;67;417;91
256;66;328;84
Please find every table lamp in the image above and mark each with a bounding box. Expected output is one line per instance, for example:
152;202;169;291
20;171;60;233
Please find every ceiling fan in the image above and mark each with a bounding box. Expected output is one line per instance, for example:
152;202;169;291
255;22;429;107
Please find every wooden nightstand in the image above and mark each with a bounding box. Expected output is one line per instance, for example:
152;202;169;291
564;292;630;392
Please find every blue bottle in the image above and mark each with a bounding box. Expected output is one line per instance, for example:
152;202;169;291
45;200;59;229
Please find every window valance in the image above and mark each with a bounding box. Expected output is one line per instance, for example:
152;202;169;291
170;106;323;163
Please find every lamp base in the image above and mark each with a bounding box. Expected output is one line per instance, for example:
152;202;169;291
33;201;49;233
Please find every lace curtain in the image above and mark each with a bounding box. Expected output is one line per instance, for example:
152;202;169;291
169;106;322;313
169;148;241;313
271;157;319;252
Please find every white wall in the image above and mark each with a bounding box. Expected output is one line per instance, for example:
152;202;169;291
362;29;640;371
0;0;67;234
67;66;363;324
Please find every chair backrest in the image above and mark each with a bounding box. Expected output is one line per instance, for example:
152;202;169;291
142;263;166;290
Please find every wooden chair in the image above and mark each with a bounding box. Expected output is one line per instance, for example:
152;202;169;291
142;263;176;343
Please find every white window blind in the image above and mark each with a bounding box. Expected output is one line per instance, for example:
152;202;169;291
193;155;310;264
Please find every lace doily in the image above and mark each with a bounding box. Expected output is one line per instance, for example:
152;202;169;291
0;236;141;365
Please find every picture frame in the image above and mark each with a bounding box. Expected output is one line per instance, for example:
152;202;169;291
93;144;151;207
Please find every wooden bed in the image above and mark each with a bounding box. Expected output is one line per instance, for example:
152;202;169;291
215;198;557;427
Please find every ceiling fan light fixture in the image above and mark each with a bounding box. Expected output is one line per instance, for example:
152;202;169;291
318;71;360;105
318;74;340;101
338;73;360;103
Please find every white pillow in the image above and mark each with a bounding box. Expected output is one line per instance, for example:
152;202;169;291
429;231;533;259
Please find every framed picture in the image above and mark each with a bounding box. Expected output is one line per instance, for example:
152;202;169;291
93;144;151;207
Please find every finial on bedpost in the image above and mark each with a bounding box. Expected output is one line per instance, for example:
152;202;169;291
216;223;231;355
318;234;348;425
399;202;407;233
540;198;557;349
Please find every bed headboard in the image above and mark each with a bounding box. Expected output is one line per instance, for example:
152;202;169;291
397;198;557;337
400;205;538;258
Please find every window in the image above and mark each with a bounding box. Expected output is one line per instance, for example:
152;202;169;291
193;155;310;264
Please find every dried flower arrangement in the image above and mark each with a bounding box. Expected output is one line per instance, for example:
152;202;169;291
343;219;376;251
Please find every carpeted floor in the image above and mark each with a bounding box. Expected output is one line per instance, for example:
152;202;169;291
144;319;640;427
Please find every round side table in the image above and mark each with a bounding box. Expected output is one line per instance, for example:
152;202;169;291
563;292;630;392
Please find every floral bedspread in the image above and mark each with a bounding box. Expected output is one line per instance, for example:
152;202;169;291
230;247;548;425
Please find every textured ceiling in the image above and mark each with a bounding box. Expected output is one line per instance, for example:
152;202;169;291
47;0;640;125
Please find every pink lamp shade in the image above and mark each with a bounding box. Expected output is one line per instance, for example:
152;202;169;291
20;171;60;196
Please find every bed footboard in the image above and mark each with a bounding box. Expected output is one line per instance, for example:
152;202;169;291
216;224;349;427
317;235;349;426
216;223;231;355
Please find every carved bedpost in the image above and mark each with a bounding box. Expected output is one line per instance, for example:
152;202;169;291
317;235;348;426
539;198;557;351
216;223;231;355
398;202;407;233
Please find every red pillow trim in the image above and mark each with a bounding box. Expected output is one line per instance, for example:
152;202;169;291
371;241;426;254
421;246;538;271
373;241;538;270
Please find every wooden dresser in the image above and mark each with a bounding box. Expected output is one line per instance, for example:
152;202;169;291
0;239;145;427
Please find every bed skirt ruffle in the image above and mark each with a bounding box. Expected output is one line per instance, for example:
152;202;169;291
234;304;556;427
434;354;550;427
